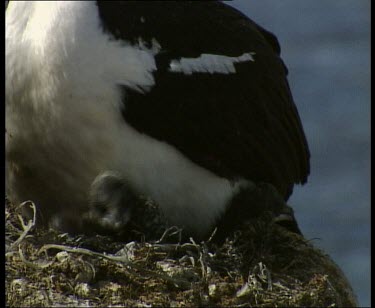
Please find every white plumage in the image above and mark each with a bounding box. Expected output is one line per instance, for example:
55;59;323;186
169;52;255;75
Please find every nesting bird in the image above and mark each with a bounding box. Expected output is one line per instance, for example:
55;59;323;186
6;1;310;238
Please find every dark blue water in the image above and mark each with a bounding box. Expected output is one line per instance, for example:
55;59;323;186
229;1;371;306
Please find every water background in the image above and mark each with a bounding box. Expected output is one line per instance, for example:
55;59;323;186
229;1;370;306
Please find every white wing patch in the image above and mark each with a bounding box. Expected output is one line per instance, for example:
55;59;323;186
169;52;255;75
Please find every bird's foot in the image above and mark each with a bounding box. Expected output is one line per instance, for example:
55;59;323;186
83;171;138;235
83;171;168;240
256;183;302;234
214;182;302;241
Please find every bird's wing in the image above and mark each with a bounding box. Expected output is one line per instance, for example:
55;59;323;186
97;1;310;199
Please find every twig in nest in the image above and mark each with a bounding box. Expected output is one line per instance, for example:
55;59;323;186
206;227;217;243
155;226;182;244
18;245;54;269
188;238;209;283
150;242;201;254
8;201;36;251
39;244;131;264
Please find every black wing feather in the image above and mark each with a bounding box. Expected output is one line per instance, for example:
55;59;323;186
97;1;310;200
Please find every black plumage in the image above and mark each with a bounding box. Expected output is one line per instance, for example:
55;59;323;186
97;0;310;200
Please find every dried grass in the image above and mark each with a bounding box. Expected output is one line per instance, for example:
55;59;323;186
6;199;357;307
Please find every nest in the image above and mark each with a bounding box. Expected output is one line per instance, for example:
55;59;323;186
6;199;357;307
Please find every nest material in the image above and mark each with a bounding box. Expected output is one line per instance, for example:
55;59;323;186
6;199;357;307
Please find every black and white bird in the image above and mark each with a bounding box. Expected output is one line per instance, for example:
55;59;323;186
6;1;310;238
